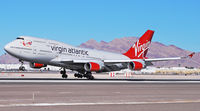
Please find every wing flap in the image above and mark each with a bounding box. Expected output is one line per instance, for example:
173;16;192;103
51;57;103;64
103;59;138;63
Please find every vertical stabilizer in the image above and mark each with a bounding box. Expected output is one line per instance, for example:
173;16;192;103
123;30;154;59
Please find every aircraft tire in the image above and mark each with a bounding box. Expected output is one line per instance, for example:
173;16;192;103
87;75;94;80
62;74;68;79
19;66;25;71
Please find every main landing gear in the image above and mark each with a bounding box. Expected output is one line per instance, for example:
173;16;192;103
19;60;25;71
60;68;68;79
60;68;94;80
74;72;94;80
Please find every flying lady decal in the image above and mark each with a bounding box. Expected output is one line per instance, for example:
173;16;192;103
22;40;32;47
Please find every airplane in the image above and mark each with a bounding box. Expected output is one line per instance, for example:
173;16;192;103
4;30;195;80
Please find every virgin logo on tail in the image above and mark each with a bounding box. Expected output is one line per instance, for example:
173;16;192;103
123;30;154;59
132;40;151;57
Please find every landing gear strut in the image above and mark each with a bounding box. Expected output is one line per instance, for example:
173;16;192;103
19;60;25;71
60;68;68;79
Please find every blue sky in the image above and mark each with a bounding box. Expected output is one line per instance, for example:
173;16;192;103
0;0;199;55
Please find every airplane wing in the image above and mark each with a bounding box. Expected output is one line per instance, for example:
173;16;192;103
51;52;195;64
144;52;195;62
104;52;195;63
50;52;195;72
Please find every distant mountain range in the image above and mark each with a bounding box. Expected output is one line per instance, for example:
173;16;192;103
1;37;199;67
80;37;200;68
0;53;19;64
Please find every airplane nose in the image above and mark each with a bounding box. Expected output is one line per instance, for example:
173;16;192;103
4;43;11;53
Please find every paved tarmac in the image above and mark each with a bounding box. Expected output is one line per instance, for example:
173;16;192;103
0;72;200;111
0;80;200;111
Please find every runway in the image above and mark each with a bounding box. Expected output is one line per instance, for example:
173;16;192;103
0;80;200;111
1;78;200;84
1;72;200;111
1;72;200;83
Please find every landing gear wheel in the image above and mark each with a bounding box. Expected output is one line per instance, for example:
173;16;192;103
74;73;83;78
62;74;68;78
60;68;68;79
87;75;94;80
85;72;94;80
74;73;78;77
19;66;25;71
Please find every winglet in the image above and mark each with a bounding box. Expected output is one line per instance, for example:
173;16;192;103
181;52;195;59
188;52;195;58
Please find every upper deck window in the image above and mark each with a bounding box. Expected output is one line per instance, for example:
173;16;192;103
16;37;24;40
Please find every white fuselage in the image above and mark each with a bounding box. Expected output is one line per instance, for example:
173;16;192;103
4;36;131;71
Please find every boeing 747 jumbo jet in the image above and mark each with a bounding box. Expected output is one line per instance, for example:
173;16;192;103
4;30;194;79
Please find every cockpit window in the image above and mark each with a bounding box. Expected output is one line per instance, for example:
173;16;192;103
16;37;24;40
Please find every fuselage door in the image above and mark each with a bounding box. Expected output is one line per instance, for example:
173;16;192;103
33;47;37;54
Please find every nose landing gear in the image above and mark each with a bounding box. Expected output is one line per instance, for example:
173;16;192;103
19;60;25;71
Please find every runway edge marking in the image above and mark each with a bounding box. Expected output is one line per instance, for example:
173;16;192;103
1;99;200;107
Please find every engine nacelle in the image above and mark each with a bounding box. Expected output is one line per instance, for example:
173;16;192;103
29;63;47;68
128;61;144;71
84;62;103;72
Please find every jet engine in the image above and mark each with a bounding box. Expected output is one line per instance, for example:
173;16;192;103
84;62;103;71
29;63;47;68
128;61;144;71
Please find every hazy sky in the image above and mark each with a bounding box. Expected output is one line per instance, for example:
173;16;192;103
0;0;199;55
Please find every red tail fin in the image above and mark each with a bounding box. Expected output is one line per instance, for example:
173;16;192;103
123;30;154;59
